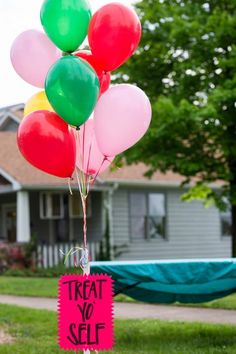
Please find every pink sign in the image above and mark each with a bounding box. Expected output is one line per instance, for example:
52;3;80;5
58;274;114;351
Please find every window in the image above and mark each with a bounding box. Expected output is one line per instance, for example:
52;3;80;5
148;193;166;239
40;193;64;219
130;193;146;240
220;208;231;237
54;195;69;242
69;192;92;218
130;192;166;240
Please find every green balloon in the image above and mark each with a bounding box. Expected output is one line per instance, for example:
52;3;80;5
45;56;99;127
40;0;91;52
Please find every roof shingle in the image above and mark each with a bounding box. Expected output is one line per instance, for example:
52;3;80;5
0;131;184;187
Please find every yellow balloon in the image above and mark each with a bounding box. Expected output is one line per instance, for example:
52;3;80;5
24;91;54;117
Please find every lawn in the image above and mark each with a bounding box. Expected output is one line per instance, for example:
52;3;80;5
0;304;236;353
0;276;58;298
1;276;236;310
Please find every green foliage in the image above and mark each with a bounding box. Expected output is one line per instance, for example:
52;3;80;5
181;182;216;206
23;234;37;267
117;0;236;206
181;182;229;210
2;277;236;312
3;264;81;278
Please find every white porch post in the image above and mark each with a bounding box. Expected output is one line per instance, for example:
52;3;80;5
107;189;115;260
102;185;118;261
17;191;30;243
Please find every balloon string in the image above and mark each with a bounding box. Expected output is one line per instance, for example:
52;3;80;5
73;129;90;354
81;189;90;354
82;195;87;249
75;168;83;198
75;168;89;252
86;134;94;186
82;122;86;184
60;246;83;266
76;167;89;199
86;175;92;197
91;156;107;185
76;129;86;196
67;178;73;195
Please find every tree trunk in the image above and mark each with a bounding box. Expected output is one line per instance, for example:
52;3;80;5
229;170;236;257
230;178;236;257
231;203;236;257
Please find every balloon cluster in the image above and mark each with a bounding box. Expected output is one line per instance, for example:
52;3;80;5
11;0;152;181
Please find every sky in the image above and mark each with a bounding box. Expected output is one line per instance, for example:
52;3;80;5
0;0;133;108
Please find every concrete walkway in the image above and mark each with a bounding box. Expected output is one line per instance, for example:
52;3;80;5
0;295;236;325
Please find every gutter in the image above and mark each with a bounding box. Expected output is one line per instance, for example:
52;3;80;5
0;167;21;191
21;183;115;192
104;178;222;190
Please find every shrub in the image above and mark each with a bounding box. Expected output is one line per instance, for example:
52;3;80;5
3;263;82;277
0;241;36;274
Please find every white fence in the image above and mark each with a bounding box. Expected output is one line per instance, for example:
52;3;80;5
36;241;102;268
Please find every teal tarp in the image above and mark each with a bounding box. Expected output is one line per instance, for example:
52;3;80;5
90;259;236;303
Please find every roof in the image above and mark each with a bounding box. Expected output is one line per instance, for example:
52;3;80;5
0;132;67;187
0;131;185;188
101;163;185;186
11;108;24;120
0;104;190;189
0;104;24;119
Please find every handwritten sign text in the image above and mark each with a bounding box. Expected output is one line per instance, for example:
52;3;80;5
58;274;114;351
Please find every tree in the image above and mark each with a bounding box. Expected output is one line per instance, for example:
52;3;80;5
116;0;236;255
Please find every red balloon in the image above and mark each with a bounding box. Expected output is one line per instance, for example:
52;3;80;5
75;50;103;75
88;3;141;71
99;71;111;94
17;110;76;178
75;50;111;94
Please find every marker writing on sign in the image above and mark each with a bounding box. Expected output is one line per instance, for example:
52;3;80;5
77;302;94;322
63;279;107;301
67;323;105;345
59;275;113;350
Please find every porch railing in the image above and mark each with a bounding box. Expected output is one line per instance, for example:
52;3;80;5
36;241;105;268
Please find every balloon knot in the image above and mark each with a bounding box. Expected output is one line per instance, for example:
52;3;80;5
62;51;72;57
76;126;80;131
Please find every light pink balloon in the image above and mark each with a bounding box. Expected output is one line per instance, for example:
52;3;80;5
94;84;152;156
10;29;60;88
77;119;114;175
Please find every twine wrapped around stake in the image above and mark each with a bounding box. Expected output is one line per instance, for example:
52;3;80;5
62;129;107;354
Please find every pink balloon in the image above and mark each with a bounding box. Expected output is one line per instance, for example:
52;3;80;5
77;119;114;175
10;29;60;88
94;84;152;156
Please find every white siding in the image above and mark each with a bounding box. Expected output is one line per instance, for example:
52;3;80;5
112;189;130;246
112;188;231;260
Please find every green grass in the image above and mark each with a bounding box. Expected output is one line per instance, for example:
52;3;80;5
115;292;236;311
179;294;236;310
0;304;236;353
0;277;58;298
1;276;236;310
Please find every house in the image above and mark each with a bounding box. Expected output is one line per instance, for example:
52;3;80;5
0;104;232;267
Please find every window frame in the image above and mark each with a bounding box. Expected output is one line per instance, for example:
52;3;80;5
39;192;64;220
129;191;167;241
220;209;232;238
